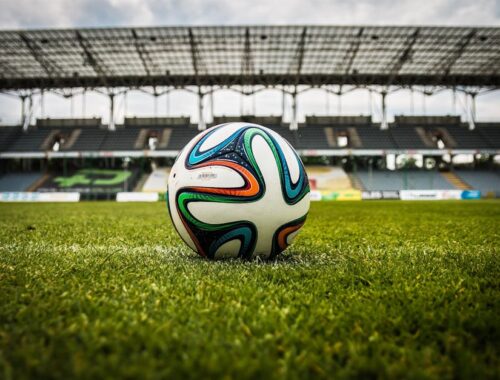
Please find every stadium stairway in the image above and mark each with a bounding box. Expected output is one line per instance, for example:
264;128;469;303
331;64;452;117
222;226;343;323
306;166;356;191
436;127;457;148
347;128;363;148
133;129;150;149
159;129;172;149
454;170;500;196
62;129;82;150
324;128;336;147
40;130;61;150
0;172;43;191
441;172;471;190
141;168;170;192
347;173;365;190
133;173;150;191
27;173;50;191
415;127;435;147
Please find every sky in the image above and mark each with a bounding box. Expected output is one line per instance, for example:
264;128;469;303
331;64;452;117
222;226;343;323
0;0;499;125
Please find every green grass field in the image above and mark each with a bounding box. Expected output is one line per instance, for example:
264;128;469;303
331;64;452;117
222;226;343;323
0;201;499;379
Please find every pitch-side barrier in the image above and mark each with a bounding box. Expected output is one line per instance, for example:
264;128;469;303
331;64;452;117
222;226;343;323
310;189;482;201
0;190;484;202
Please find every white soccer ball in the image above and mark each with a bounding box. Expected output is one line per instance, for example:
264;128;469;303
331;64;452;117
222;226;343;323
167;123;310;260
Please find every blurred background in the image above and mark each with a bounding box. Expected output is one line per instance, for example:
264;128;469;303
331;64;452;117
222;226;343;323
0;0;499;201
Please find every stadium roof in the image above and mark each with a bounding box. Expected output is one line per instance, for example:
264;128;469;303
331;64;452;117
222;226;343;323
0;25;500;90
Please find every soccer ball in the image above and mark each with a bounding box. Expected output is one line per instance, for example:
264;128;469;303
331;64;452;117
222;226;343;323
167;123;310;260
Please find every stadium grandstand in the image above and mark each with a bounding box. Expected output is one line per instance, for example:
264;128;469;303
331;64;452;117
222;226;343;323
0;25;499;199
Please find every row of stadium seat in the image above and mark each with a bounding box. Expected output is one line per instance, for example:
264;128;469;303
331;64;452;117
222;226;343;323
355;170;456;191
1;168;498;194
0;172;43;191
354;170;500;193
454;170;500;194
0;123;499;152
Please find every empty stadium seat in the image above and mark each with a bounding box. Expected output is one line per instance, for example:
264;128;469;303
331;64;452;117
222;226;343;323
7;129;51;152
355;170;457;191
440;126;492;149
0;172;42;191
99;128;142;151
477;125;500;149
296;125;331;149
390;126;430;149
355;127;396;149
167;126;199;150
1;118;499;155
455;170;500;194
0;126;22;151
67;128;107;151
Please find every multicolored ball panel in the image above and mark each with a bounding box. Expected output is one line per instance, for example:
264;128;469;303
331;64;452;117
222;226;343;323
168;123;310;259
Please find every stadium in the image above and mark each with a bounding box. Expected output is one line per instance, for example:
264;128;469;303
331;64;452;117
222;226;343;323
0;4;499;379
1;26;500;200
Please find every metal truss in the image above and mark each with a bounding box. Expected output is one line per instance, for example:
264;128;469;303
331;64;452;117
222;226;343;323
0;25;499;91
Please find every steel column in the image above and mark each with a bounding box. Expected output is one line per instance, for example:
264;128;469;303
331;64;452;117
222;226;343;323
290;90;298;130
109;93;115;131
381;91;388;130
198;90;206;130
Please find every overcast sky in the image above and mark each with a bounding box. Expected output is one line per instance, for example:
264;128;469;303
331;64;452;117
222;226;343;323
0;0;499;125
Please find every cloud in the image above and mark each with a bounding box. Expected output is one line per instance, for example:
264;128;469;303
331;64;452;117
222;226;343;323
0;0;499;124
1;0;499;29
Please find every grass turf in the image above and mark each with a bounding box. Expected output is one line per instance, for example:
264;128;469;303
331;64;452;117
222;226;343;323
0;201;499;379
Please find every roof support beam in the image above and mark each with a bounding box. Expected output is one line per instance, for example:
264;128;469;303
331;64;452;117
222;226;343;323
131;29;156;77
341;27;364;77
0;26;497;91
76;31;108;86
434;30;476;79
241;28;254;77
240;28;254;97
188;28;201;85
0;26;497;90
291;27;307;86
19;33;62;77
387;28;419;86
2;72;500;90
289;28;307;130
188;28;206;129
